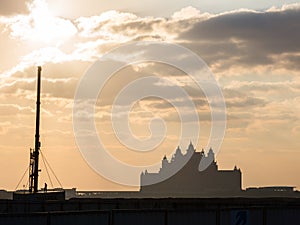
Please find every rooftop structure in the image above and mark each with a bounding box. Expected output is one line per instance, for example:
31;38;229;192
140;142;242;196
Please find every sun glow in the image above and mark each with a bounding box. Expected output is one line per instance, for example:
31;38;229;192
10;0;77;44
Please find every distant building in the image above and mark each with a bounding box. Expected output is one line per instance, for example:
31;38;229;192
140;142;242;196
244;186;299;197
0;190;12;199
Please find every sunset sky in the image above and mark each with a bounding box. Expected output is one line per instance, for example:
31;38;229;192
0;0;299;191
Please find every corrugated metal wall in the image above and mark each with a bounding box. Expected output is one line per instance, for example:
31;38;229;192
168;210;216;225
0;208;300;225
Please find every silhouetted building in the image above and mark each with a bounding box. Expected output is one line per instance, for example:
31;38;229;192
244;186;300;197
140;142;242;196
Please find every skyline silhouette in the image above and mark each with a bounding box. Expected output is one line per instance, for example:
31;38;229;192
0;0;299;192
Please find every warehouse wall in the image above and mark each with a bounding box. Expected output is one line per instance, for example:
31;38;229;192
0;207;300;225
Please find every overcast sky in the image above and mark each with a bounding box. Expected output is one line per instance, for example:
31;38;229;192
0;0;299;191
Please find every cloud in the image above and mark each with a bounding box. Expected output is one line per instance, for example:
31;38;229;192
76;10;138;38
2;3;299;80
0;0;77;43
0;0;31;15
179;5;300;70
224;77;300;102
226;96;266;108
267;3;300;12
0;2;299;136
1;77;78;100
171;6;201;20
0;47;93;79
0;104;33;116
72;3;300;73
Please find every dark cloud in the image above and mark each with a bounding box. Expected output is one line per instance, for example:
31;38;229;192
132;34;165;41
181;9;300;51
0;0;31;15
79;6;300;71
223;79;300;101
281;54;300;70
223;89;268;109
142;96;208;111
110;19;164;35
226;96;266;108
179;8;300;68
0;61;91;99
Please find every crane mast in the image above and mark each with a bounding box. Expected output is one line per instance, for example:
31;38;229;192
29;66;42;193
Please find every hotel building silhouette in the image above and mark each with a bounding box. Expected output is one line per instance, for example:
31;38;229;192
140;142;242;196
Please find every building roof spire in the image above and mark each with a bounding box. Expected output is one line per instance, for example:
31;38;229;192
187;141;195;153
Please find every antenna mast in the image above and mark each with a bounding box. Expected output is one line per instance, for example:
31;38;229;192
29;66;42;193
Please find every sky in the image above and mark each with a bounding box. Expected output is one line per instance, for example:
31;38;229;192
0;0;299;191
